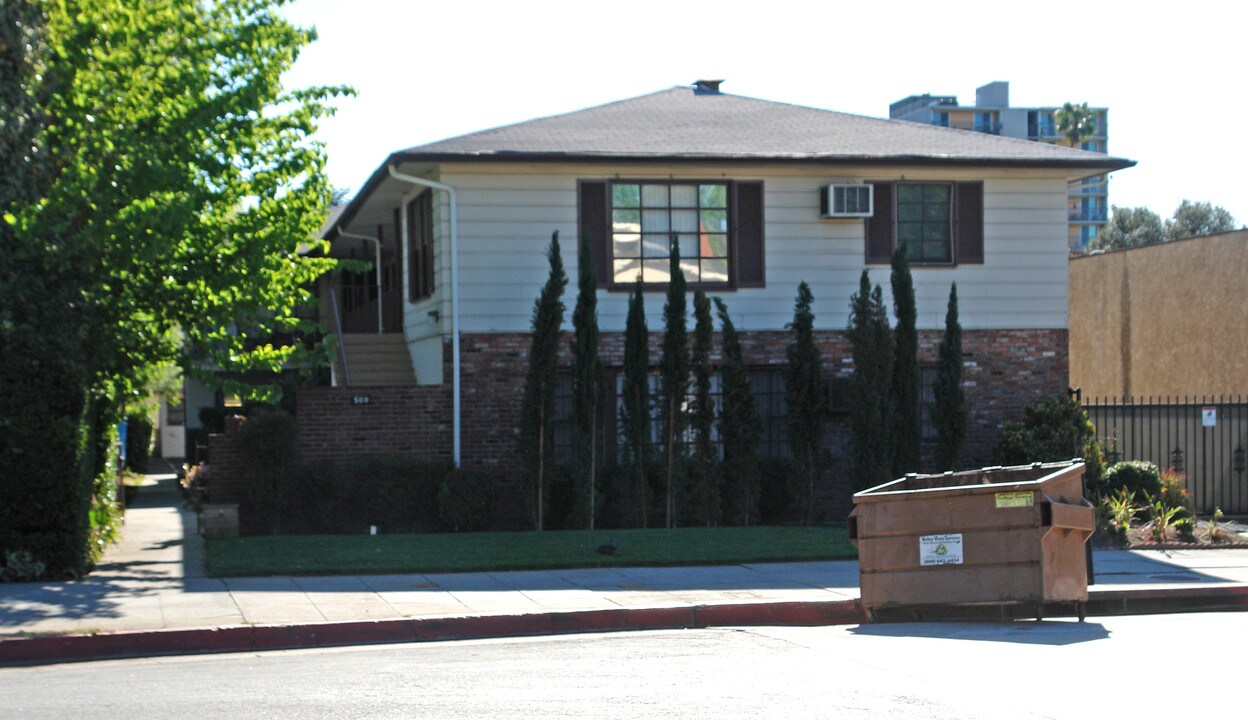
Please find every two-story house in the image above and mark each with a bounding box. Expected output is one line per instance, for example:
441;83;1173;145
301;80;1133;520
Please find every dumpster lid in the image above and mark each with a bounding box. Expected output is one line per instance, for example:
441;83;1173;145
853;459;1086;500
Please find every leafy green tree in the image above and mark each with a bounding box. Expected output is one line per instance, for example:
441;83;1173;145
659;245;690;529
570;232;602;530
620;280;650;527
714;297;763;526
2;0;342;577
1091;206;1165;251
1055;102;1097;149
0;0;94;578
518;232;567;530
932;283;967;471
1165;200;1238;241
848;271;894;491
890;248;920;475
688;291;719;526
784;282;825;525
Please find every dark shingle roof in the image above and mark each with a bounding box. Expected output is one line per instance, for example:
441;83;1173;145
395;86;1133;170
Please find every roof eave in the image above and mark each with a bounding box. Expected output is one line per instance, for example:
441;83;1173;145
392;149;1136;173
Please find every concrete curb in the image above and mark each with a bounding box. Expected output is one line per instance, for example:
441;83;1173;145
0;599;863;667
1086;584;1248;616
3;586;1245;667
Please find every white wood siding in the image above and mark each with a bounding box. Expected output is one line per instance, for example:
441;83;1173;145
434;163;1070;334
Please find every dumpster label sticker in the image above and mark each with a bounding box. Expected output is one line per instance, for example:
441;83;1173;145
995;491;1035;509
920;534;963;566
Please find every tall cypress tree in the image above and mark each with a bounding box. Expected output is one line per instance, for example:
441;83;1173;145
933;283;968;471
659;243;689;529
784;282;825;526
620;279;650;528
849;271;894;491
570;231;601;529
689;291;719;526
517;231;567;530
890;247;920;475
714;297;762;526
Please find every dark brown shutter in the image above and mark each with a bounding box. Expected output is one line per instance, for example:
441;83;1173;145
865;182;894;264
577;180;610;287
405;201;418;302
421;192;435;294
733;180;765;288
954;181;984;265
393;207;403;297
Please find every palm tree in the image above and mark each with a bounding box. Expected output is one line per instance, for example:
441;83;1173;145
1054;102;1097;150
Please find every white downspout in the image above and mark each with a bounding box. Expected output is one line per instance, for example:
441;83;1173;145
335;228;384;334
387;164;461;468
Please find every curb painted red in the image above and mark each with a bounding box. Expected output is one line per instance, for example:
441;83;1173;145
1;588;1243;667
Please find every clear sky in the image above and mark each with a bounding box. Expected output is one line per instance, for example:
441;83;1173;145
279;0;1246;224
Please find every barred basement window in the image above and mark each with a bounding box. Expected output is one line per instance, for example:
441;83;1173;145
920;365;938;442
749;368;789;459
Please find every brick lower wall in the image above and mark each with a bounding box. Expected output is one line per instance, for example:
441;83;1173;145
296;328;1067;524
296;385;454;467
206;433;246;505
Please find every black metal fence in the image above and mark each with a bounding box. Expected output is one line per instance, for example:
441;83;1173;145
1084;396;1248;514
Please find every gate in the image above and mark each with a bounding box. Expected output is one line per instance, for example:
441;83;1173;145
1084;396;1248;514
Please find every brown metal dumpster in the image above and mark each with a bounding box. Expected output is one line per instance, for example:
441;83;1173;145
848;460;1095;622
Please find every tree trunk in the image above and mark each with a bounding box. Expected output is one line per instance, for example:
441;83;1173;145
589;407;597;531
537;416;544;531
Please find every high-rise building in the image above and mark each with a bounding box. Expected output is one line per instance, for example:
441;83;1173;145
890;81;1109;251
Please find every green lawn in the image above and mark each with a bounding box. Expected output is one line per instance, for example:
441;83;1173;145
206;525;857;578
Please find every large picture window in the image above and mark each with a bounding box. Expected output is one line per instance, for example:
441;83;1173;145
611;182;730;285
579;179;765;290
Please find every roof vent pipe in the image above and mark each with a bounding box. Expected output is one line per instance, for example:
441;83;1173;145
693;79;723;94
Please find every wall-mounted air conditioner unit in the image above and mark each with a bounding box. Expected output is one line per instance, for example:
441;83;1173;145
820;184;873;218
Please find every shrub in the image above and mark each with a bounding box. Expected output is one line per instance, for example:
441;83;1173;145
1158;467;1194;520
991;396;1105;496
1146;493;1183;542
1102;489;1137;544
719;456;762;527
0;550;47;583
1102;461;1162;500
542;463;579;531
438;469;499;532
236;410;297;534
181;463;210;512
757;457;798;525
346;455;451;534
124;413;154;473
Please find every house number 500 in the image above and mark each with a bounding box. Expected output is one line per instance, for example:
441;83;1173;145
352;396;372;405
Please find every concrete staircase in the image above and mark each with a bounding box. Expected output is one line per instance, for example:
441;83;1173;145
337;333;416;386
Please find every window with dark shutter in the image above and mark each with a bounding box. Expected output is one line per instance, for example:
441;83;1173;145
579;179;765;290
866;181;984;266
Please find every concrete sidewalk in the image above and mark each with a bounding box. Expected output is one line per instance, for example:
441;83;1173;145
3;471;1248;665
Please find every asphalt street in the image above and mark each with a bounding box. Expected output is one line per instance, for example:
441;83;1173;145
2;611;1239;719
